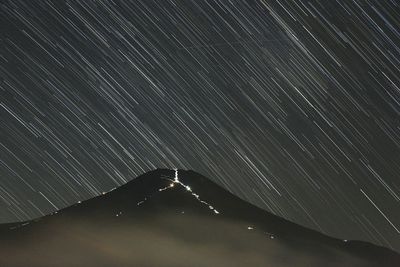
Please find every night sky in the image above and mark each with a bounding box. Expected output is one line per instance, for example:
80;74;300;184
1;0;399;251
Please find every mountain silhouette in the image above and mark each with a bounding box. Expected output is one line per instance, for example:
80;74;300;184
0;169;398;267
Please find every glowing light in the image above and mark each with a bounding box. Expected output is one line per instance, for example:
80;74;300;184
137;169;221;216
174;169;179;183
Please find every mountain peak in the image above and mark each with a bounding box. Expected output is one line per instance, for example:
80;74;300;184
0;169;399;267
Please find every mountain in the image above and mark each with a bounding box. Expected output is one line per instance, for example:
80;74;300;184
0;169;398;267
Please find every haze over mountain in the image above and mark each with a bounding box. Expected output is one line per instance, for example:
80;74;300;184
0;169;398;267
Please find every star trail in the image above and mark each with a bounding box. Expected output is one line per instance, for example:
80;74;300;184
1;0;399;251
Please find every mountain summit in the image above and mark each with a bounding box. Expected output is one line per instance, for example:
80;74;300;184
0;169;398;266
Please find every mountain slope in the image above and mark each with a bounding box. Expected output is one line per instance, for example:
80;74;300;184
0;169;398;267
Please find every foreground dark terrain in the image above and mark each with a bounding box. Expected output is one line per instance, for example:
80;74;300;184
0;169;398;266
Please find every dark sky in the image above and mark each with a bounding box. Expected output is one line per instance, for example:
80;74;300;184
1;0;399;251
